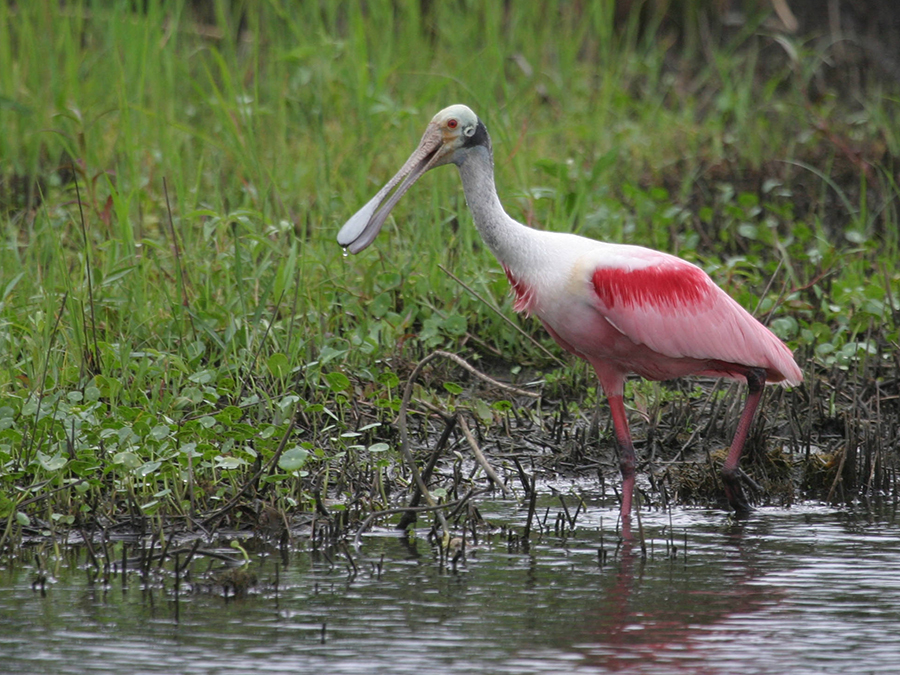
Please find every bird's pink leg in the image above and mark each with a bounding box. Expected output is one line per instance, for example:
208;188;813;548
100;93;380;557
607;394;636;536
721;368;767;514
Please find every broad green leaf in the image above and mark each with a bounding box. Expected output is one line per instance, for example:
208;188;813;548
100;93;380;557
37;452;67;472
278;446;309;471
325;371;351;393
113;451;141;470
474;399;493;425
137;461;161;477
443;313;467;336
216;456;248;469
267;353;290;378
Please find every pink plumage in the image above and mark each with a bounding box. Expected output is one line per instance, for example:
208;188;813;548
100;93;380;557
589;255;800;385
338;104;803;537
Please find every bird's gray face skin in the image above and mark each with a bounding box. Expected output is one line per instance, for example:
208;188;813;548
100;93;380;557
337;104;481;254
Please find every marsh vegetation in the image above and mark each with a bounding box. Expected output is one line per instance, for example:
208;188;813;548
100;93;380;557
1;2;898;555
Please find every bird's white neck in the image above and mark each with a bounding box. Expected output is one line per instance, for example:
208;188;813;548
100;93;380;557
455;146;530;266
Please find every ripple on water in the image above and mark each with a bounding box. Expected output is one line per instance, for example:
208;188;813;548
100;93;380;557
1;502;899;674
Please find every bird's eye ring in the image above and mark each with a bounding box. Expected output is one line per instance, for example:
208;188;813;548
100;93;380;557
447;119;458;129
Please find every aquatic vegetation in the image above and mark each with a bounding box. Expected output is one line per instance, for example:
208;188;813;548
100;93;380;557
1;2;898;549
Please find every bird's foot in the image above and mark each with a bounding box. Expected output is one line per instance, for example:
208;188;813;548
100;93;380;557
736;467;763;493
721;467;757;517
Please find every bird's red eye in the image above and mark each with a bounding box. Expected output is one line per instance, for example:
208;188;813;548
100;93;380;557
447;119;458;129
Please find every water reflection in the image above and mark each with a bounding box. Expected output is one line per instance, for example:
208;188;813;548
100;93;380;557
516;506;900;674
0;503;898;674
565;520;783;672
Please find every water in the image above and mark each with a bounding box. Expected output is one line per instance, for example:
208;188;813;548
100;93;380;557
1;499;899;674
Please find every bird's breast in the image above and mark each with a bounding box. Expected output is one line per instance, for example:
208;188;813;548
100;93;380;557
503;260;620;351
502;264;538;315
501;254;684;371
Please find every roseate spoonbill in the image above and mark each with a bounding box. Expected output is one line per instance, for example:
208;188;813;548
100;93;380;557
338;104;802;531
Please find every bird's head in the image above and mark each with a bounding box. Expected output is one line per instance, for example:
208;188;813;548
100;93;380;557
427;104;490;162
337;104;489;254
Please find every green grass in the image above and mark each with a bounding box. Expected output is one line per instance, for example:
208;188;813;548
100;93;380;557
1;1;898;542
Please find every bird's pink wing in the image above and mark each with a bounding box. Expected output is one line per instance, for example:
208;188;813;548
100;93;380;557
588;254;801;384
